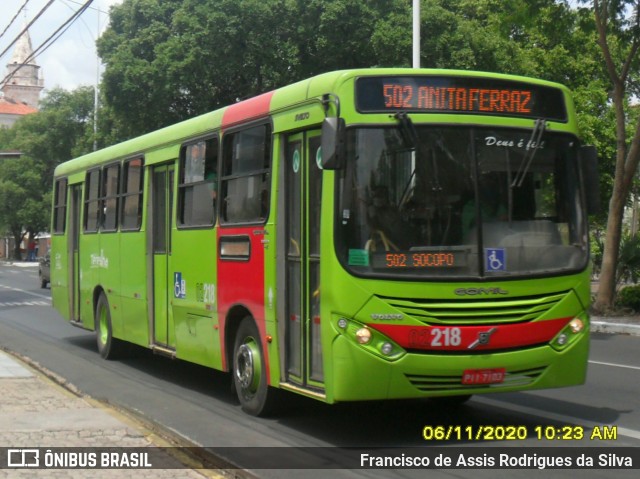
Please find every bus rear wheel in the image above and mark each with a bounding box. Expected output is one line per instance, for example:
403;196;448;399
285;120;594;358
232;317;277;416
95;292;123;359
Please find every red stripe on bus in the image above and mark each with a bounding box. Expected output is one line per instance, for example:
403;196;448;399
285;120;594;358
217;227;267;378
369;317;573;352
222;91;274;128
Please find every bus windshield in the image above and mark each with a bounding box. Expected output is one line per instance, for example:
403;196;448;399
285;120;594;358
336;126;588;278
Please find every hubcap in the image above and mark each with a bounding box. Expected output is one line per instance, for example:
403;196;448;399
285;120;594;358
235;338;262;394
235;343;254;389
99;308;108;345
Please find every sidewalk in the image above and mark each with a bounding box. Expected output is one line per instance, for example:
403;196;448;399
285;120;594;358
0;349;219;478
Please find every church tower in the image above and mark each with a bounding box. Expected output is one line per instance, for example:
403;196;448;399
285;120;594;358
1;26;44;109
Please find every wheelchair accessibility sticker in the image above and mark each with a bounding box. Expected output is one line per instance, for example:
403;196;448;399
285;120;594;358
174;272;187;299
485;248;506;272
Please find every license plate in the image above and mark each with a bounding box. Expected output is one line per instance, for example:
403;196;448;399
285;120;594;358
461;368;506;385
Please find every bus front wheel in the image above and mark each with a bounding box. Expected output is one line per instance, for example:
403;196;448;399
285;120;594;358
232;317;276;416
95;292;123;360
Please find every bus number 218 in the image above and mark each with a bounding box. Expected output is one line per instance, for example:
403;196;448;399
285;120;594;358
196;283;216;304
409;327;462;348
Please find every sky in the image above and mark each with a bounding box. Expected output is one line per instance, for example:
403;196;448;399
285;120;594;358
1;0;123;92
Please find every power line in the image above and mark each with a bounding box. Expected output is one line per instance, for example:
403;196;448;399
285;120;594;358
27;0;96;61
0;0;32;43
0;0;55;63
0;0;96;90
63;0;109;15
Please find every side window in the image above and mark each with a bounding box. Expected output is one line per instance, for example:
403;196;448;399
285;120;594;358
121;157;144;231
221;124;271;224
178;137;218;227
101;163;120;231
53;178;68;234
84;169;101;232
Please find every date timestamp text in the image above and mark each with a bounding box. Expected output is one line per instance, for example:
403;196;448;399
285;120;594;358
422;425;618;441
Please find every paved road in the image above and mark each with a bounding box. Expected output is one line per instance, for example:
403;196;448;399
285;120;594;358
0;262;638;478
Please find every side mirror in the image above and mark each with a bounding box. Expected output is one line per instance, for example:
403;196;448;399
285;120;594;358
321;117;345;170
580;145;600;215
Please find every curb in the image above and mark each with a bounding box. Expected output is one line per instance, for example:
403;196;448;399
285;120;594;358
591;321;640;336
0;261;39;267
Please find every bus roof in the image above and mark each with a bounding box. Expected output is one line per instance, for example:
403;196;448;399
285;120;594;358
54;68;570;177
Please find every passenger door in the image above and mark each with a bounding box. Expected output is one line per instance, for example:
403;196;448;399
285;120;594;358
284;130;324;388
149;164;175;349
68;184;82;322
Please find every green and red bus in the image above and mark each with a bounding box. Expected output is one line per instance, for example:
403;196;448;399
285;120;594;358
50;69;599;415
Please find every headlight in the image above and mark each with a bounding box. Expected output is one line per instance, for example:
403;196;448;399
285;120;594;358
569;318;584;334
551;315;588;351
355;327;372;344
333;316;406;360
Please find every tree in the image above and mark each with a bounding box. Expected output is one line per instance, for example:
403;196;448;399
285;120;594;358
0;158;48;259
96;0;184;139
96;0;411;139
0;87;95;258
590;0;640;311
293;0;405;76
97;0;304;138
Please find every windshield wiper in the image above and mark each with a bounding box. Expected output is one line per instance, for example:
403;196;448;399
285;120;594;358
394;112;418;150
511;118;546;188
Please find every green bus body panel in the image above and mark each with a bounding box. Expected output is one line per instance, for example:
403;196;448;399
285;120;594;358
54;110;225;177
117;232;147;345
317;228;591;403
50;233;69;316
261;140;281;386
145;145;180;166
51;68;589;406
171;228;220;368
330;333;588;401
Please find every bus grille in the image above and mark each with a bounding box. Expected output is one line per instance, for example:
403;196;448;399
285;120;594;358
405;366;547;392
379;292;567;325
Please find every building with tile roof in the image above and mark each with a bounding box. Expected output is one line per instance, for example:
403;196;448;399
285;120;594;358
0;96;38;127
0;26;43;127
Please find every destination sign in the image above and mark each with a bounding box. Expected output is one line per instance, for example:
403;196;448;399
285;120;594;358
370;250;467;269
356;76;567;121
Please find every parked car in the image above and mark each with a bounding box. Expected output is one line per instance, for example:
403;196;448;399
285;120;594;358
39;252;50;288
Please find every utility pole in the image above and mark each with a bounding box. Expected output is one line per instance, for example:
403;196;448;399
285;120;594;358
413;0;420;68
94;4;100;151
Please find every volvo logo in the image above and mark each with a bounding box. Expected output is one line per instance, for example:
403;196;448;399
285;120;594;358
370;314;403;320
468;327;498;349
454;287;509;296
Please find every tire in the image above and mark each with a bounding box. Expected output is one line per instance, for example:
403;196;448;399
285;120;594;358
95;292;123;359
232;317;278;416
39;271;47;289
